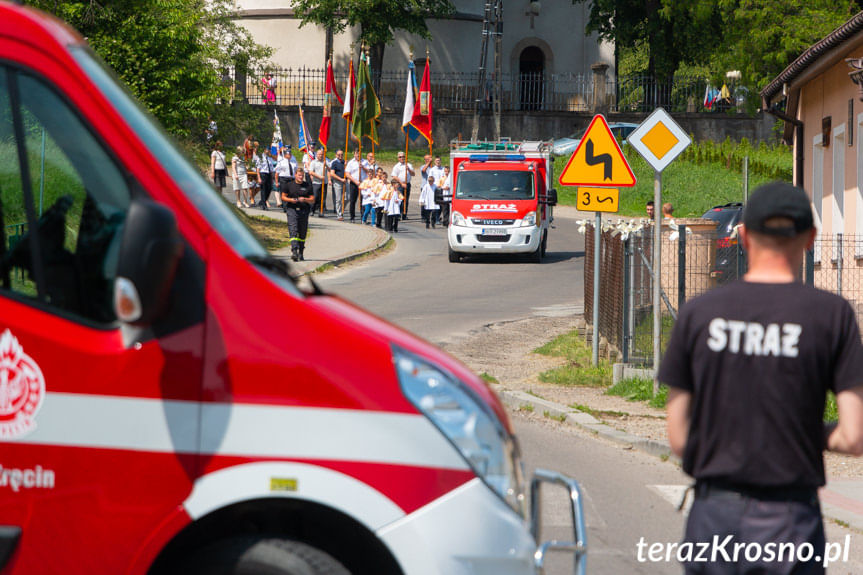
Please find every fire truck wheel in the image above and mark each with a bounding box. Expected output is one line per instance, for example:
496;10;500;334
528;243;542;263
540;230;548;257
176;537;351;575
448;246;461;262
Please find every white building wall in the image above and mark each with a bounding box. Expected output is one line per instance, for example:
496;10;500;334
232;0;614;77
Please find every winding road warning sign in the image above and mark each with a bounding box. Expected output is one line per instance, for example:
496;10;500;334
559;115;636;187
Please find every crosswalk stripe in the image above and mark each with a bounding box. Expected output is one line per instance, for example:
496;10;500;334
649;484;693;514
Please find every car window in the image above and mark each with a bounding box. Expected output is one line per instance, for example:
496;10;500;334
71;46;268;261
0;65;130;324
702;209;741;236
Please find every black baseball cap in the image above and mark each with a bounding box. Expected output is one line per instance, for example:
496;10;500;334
742;182;814;237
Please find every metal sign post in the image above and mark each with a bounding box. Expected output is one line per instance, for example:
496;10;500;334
627;108;691;388
593;211;601;365
652;170;661;390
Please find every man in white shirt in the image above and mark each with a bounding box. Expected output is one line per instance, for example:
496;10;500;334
309;147;329;217
364;152;377;180
440;165;452;227
345;149;363;223
302;147;313;186
428;156;445;184
392;152;415;220
274;146;298;208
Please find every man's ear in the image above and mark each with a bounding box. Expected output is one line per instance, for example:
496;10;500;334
805;227;817;251
738;224;750;252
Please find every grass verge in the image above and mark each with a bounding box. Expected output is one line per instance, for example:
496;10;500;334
552;149;780;218
479;372;499;384
607;378;668;409
535;330;612;386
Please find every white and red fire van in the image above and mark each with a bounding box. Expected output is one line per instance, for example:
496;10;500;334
447;141;557;263
0;3;585;575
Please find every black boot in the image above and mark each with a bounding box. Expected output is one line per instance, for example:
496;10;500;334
291;247;299;262
299;247;305;261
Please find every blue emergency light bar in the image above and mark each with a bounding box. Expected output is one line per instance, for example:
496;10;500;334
468;154;527;162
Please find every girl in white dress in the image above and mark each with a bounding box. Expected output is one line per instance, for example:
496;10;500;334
231;146;251;208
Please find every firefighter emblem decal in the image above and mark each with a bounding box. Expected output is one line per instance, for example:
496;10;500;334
0;330;45;438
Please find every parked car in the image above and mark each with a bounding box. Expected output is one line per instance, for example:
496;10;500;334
552;122;639;156
702;202;744;284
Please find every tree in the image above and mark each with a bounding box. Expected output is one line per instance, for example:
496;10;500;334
709;0;858;90
289;0;454;90
574;0;859;111
25;0;271;137
572;0;722;86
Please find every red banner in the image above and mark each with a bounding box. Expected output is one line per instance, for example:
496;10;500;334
318;59;343;150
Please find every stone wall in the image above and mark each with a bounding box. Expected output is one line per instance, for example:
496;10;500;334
261;107;778;152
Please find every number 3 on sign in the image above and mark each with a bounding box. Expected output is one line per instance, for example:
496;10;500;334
577;187;619;213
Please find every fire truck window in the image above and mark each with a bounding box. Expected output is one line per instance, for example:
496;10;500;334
0;66;130;325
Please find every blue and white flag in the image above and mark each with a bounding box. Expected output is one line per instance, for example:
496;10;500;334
270;110;283;156
298;105;315;160
402;59;422;141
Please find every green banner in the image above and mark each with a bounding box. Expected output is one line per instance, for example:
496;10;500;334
351;54;381;145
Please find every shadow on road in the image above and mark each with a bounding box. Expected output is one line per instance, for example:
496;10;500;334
455;250;585;265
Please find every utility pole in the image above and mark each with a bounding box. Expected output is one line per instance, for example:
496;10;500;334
471;0;503;143
492;0;502;141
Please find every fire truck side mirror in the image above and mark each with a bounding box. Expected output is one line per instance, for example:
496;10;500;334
547;188;558;206
114;199;184;326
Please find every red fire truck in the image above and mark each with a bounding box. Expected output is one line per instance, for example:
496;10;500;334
447;141;557;263
0;3;585;574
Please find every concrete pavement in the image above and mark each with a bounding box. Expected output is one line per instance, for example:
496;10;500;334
247;198;863;534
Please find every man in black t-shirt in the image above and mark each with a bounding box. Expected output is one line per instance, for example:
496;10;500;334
329;149;347;221
281;167;314;261
661;182;863;574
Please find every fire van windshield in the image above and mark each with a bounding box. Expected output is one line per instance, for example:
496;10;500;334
456;171;535;200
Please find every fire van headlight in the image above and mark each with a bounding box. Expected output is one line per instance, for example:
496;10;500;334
521;212;537;227
393;346;526;517
451;211;466;227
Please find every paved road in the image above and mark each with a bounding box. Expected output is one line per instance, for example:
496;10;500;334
516;414;690;574
317;211;698;573
317;208;585;345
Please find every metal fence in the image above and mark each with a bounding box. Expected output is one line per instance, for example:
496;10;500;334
586;222;748;366
810;234;863;306
226;67;742;114
587;225;863;366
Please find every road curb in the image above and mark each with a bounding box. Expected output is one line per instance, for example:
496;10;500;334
301;228;391;277
499;389;676;461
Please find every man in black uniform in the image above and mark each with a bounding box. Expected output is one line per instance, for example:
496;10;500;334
661;182;863;574
281;167;314;261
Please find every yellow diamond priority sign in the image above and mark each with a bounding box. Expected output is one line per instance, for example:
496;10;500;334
627;107;691;172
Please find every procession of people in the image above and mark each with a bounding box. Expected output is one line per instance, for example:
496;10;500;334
211;137;451;235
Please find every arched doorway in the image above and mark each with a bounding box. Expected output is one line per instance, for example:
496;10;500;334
519;46;544;111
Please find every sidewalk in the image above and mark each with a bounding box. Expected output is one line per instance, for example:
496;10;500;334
244;202;390;275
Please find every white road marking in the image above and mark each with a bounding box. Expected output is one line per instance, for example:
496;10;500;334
649;484;693;515
532;304;584;317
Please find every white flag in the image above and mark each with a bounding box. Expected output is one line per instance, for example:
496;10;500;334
402;62;415;128
342;59;354;121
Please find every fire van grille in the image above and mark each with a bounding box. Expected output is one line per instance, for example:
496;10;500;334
471;219;515;226
476;234;511;243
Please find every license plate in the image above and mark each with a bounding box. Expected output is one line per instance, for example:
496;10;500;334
482;228;507;236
